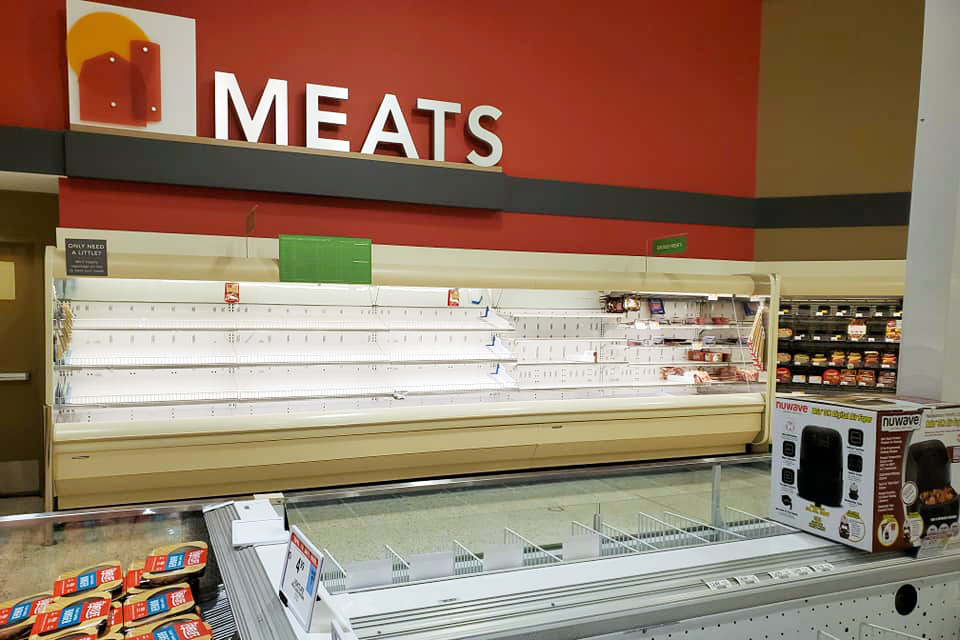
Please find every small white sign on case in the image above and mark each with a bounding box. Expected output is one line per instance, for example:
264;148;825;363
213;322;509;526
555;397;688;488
703;578;733;591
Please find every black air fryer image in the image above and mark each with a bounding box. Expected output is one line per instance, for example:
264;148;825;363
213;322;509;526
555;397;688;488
848;453;863;473
798;425;844;507
904;439;959;530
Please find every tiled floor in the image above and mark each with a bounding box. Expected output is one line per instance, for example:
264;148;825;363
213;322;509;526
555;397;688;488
288;462;772;566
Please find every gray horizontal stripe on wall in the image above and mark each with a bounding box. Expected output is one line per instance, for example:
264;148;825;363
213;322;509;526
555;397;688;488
505;177;756;226
64;131;506;210
0;127;912;228
0;126;65;175
755;193;911;227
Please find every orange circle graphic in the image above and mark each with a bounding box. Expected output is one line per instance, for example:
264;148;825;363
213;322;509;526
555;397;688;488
67;12;147;73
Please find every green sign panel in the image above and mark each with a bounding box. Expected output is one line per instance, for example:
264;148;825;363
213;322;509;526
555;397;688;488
652;234;688;256
279;235;372;284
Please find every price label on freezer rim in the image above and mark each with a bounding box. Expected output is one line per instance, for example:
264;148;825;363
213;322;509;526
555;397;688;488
279;525;324;631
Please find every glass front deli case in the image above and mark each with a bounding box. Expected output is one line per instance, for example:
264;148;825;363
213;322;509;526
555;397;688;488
48;276;770;508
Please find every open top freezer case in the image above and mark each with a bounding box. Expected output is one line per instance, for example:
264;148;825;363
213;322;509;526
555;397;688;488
45;245;774;508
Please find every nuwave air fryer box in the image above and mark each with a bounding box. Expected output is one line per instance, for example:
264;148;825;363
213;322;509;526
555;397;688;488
770;393;960;552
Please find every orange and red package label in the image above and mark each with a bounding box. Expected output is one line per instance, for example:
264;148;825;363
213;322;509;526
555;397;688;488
144;549;207;574
30;593;111;636
122;585;194;627
53;564;123;597
125;618;213;640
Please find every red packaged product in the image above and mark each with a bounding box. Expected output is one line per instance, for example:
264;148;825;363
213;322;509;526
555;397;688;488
122;584;195;629
0;593;55;640
822;369;841;385
839;370;858;386
124;617;212;640
877;371;897;387
30;592;110;637
53;563;122;598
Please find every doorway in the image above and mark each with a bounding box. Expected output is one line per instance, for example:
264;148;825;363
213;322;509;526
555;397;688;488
0;240;44;495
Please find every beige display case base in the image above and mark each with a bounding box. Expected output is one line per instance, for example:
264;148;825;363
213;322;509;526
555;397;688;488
53;394;761;508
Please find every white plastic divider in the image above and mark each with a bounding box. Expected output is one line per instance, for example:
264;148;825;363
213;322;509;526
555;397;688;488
316;506;792;596
637;512;711;549
661;511;747;544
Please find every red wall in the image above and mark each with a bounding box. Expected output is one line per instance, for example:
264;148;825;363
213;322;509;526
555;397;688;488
59;179;755;260
5;1;761;258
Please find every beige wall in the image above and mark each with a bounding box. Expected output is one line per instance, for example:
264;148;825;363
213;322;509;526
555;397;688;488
754;226;908;261
756;0;923;197
754;0;922;260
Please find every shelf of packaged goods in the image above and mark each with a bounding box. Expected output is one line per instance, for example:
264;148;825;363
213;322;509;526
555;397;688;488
779;315;900;321
778;338;900;348
510;360;751;367
641;360;754;366
779;363;897;371
58;380;521;408
776;382;897;393
499;310;626;319
506;339;747;348
69;318;514;332
517;380;750;391
643;324;753;330
55;351;518;369
511;360;627;366
505;337;626;343
621;342;747;349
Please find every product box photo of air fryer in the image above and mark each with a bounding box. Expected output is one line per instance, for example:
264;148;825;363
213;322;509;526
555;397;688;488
770;393;960;552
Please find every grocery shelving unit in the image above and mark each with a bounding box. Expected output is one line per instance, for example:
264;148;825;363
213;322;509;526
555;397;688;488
499;294;762;396
53;286;766;423
775;297;902;395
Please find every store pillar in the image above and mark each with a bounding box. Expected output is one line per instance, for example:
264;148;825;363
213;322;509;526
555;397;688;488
899;0;960;402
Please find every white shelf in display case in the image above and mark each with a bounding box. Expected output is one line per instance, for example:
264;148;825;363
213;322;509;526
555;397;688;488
498;310;626;319
67;302;515;332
